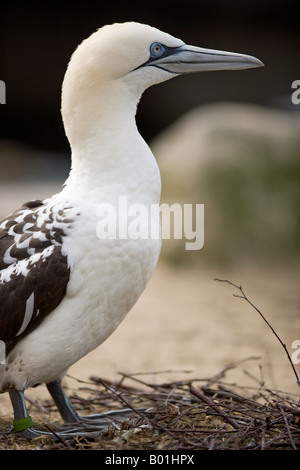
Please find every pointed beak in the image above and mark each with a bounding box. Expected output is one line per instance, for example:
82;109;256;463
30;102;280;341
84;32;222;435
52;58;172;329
151;44;264;74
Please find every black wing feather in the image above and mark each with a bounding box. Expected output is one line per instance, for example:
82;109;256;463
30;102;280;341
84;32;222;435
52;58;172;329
0;200;75;355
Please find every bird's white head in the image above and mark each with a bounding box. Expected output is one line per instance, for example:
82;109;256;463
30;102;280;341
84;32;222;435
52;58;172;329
61;22;263;176
63;22;262;95
65;22;185;90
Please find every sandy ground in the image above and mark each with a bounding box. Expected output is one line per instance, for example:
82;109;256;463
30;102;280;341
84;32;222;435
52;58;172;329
0;183;299;420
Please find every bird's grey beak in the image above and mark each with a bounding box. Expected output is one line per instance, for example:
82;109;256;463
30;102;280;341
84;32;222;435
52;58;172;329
151;44;264;74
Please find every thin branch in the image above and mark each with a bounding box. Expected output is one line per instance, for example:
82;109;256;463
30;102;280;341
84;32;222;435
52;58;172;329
190;387;240;430
95;377;177;438
215;278;300;389
278;406;297;450
44;424;73;449
203;356;261;388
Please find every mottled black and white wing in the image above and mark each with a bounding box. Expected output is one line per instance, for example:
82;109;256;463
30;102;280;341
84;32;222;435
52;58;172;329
0;199;78;355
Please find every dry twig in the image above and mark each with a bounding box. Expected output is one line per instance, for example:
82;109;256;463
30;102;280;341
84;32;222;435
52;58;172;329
215;278;300;389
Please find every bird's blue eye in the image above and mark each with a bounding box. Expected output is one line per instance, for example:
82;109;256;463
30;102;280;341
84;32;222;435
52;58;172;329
150;42;165;58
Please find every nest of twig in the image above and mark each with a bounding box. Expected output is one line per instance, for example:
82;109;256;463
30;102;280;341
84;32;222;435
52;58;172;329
1;365;299;450
77;368;300;450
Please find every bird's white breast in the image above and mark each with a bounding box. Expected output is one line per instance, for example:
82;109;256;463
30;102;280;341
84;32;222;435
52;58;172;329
2;148;161;390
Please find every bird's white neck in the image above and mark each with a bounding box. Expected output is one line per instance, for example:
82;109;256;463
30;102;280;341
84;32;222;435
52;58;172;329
61;71;161;206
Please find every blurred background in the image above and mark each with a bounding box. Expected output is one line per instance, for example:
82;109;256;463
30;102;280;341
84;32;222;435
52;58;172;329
0;1;300;403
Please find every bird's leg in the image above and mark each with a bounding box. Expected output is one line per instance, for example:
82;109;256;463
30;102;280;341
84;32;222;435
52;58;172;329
46;380;80;423
46;379;140;429
9;389;50;440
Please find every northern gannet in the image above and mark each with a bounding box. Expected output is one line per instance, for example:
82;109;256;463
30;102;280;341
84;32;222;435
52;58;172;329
0;22;263;438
